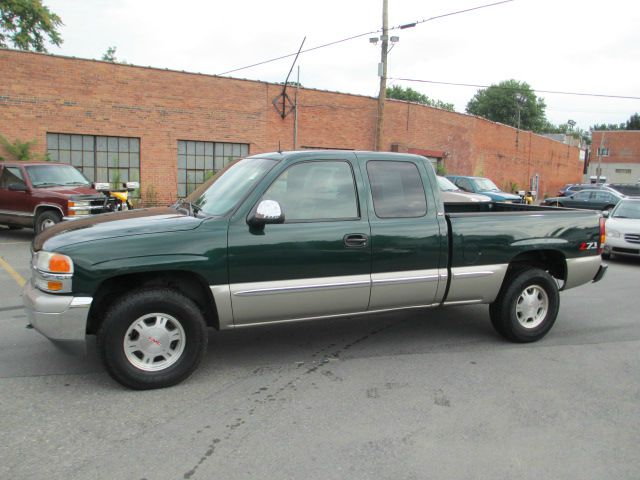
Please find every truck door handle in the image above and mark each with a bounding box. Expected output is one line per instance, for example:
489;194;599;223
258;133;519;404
344;233;368;248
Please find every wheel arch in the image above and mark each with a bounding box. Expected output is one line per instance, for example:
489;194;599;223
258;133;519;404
86;270;219;335
507;249;567;282
34;203;64;218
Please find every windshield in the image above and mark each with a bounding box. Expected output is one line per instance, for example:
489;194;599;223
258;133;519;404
186;157;278;216
437;176;459;191
26;165;91;187
612;200;640;219
475;178;500;191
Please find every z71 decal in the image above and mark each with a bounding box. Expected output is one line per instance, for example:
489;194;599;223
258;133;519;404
579;241;598;251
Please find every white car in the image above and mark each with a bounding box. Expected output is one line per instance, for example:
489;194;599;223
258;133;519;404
437;176;491;203
603;198;640;259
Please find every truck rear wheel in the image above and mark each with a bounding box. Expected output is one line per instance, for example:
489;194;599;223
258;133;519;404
489;267;560;343
98;288;208;389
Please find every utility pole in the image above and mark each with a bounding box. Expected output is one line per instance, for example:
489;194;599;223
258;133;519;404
375;0;389;151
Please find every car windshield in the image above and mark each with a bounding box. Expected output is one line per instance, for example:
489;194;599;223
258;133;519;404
186;157;278;216
475;178;500;191
26;165;91;187
612;200;640;219
437;176;459;191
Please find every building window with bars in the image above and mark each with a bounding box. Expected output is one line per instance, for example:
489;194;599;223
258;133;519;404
46;133;140;196
177;140;249;197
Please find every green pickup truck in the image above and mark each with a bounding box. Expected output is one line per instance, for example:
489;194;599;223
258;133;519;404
23;151;607;389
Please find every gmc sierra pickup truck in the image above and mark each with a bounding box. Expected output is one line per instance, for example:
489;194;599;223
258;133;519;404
23;151;607;389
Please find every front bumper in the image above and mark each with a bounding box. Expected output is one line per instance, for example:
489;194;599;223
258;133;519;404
604;238;640;258
22;280;92;355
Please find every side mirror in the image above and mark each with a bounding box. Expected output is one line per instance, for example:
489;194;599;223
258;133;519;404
247;200;285;228
8;183;28;192
602;211;610;218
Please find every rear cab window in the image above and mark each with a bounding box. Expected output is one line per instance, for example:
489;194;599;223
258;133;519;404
366;160;427;218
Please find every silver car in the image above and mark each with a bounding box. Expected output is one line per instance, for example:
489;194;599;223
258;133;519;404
603;198;640;259
437;176;491;203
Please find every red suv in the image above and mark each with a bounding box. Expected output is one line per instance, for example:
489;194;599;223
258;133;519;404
0;162;110;233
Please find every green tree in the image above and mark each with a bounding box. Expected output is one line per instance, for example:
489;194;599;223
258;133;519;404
0;0;62;52
0;135;47;161
590;122;625;131
102;46;117;62
465;79;547;132
625;113;640;130
386;85;455;112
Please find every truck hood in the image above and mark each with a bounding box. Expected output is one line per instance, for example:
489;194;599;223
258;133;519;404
34;207;204;252
39;185;101;196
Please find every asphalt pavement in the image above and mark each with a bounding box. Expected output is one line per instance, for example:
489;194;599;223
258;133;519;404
1;226;639;480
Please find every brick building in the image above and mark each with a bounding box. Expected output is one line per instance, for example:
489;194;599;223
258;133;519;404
589;131;640;183
1;49;584;204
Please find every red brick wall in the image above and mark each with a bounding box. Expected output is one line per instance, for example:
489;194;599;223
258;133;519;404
1;49;583;203
591;131;640;164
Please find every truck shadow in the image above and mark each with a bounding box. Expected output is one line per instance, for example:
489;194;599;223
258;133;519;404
199;305;501;375
0;227;35;242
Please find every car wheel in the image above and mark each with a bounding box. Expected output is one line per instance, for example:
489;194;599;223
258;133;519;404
34;210;62;234
98;288;208;389
489;267;560;343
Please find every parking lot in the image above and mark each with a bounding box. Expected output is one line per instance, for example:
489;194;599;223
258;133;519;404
1;227;639;480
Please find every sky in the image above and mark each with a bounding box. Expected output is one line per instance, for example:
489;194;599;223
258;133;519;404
42;0;640;131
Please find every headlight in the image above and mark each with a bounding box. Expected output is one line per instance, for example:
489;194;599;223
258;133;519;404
606;230;621;239
67;200;92;216
32;251;74;293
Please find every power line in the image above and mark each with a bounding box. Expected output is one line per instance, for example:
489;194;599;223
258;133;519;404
217;31;378;76
216;0;515;76
388;78;640;101
393;0;514;29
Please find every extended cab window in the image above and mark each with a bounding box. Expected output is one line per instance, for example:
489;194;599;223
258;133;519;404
261;161;358;222
0;166;26;189
367;161;427;218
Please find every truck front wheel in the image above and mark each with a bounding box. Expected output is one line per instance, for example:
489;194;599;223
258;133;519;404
489;268;560;343
34;210;61;234
98;288;208;389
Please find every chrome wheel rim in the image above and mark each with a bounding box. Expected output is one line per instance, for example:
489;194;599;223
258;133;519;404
41;218;56;230
515;285;548;329
124;313;186;371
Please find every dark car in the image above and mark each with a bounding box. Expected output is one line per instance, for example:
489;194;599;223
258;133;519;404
607;183;640;197
558;183;609;197
543;189;623;211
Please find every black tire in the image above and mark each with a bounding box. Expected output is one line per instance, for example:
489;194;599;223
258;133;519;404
98;288;208;389
554;201;563;207
8;225;22;230
34;210;62;234
489;267;560;343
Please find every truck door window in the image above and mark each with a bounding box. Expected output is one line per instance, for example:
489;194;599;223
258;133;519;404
366;161;427;218
0;166;26;189
261;161;359;222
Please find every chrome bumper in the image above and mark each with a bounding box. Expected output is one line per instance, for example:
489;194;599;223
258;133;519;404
22;280;92;355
